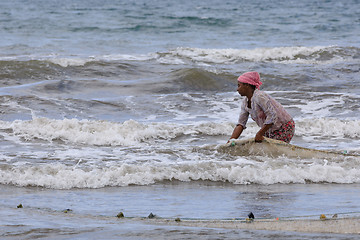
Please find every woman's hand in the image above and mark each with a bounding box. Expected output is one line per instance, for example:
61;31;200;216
255;123;273;142
255;132;264;142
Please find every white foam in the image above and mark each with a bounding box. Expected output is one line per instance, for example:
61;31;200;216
295;118;360;139
1;155;359;189
1;116;359;189
24;45;355;67
44;53;153;67
1;117;359;147
0;118;234;146
100;53;154;62
47;57;90;67
163;45;354;65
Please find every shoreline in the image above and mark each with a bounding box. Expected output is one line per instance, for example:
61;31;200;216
143;217;360;234
2;183;360;238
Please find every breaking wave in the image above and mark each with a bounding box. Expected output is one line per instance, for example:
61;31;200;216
1;155;359;189
1;46;358;70
0;117;359;146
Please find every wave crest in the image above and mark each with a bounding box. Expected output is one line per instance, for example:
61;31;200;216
0;118;233;146
1;117;359;146
1;157;359;189
164;46;360;64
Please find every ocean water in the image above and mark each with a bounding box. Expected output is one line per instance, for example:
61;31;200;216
1;0;360;239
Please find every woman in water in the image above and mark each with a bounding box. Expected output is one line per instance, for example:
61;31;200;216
229;72;295;143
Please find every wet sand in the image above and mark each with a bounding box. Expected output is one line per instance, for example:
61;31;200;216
145;217;360;234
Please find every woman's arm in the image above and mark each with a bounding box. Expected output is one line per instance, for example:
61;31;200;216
228;124;244;143
255;123;273;142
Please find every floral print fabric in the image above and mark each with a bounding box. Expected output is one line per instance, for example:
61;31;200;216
265;120;295;143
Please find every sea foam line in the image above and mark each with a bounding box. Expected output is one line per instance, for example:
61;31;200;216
158;45;358;65
2;45;356;67
0;118;233;146
1;159;359;189
0;117;359;146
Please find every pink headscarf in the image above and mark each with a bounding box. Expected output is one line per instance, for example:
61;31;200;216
237;72;262;89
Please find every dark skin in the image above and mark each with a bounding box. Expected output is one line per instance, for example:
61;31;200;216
229;82;273;143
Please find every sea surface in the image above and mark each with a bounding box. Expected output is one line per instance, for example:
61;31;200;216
1;0;360;239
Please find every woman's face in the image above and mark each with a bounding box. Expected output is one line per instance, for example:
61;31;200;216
237;82;248;96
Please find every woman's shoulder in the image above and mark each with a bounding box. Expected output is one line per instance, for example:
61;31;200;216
253;89;271;100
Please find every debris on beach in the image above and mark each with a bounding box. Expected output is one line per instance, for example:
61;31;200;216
246;212;255;222
116;212;125;218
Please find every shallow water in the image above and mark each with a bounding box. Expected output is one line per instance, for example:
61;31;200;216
1;182;360;239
